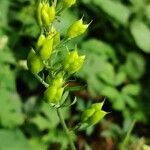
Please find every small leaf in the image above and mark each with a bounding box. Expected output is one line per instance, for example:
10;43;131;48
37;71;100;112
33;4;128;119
130;20;150;52
0;88;24;128
0;129;31;150
101;86;120;99
125;52;145;80
122;84;141;96
93;0;131;25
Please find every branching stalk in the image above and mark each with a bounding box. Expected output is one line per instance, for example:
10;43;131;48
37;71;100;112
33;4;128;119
56;107;76;150
34;74;49;88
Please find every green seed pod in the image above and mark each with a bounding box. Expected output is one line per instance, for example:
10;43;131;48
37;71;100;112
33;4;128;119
88;110;107;126
44;85;57;103
44;86;64;104
41;3;50;26
69;55;85;72
67;18;89;39
37;34;46;48
53;76;64;88
47;5;55;23
36;1;56;26
63;49;85;73
27;49;44;74
54;87;64;103
38;35;53;60
81;107;95;122
62;0;76;8
36;1;43;26
63;50;78;70
91;101;105;111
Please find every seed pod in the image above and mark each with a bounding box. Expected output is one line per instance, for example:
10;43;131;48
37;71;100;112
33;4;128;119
47;5;55;23
69;55;85;72
67;18;89;39
37;34;46;48
88;110;107;126
38;35;53;60
36;1;43;26
44;85;64;104
63;50;78;69
91;101;104;111
63;49;85;73
27;49;44;74
41;3;50;26
44;86;57;103
53;76;64;88
81;107;95;122
54;87;64;103
62;0;76;8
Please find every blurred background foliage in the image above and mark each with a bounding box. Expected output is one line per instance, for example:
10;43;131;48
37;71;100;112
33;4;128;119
0;0;150;149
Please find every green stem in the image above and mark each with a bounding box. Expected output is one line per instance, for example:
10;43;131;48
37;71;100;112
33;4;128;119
34;74;49;88
56;107;76;150
120;119;136;150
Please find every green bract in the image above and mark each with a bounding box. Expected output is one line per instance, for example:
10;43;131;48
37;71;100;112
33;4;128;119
36;34;45;48
63;49;85;73
81;101;107;126
27;49;44;74
38;34;54;60
36;1;55;26
44;75;64;105
67;18;89;39
63;0;76;8
44;85;64;104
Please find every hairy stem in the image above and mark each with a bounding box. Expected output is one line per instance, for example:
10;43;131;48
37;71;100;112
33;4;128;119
56;107;76;150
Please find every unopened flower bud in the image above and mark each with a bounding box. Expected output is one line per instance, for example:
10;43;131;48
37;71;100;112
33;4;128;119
67;18;89;39
55;87;64;102
91;101;105;110
63;0;76;8
88;110;107;126
36;1;56;26
44;73;65;104
52;76;64;88
81;101;107;126
63;49;85;73
44;85;64;104
81;107;95;122
69;55;85;72
38;34;53;60
27;49;44;74
41;3;50;25
36;1;43;26
37;34;46;48
47;4;56;23
44;85;57;103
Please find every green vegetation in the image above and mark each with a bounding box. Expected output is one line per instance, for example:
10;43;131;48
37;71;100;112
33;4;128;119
0;0;150;149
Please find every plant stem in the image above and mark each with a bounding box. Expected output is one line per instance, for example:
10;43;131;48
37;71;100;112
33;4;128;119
56;107;76;150
34;74;49;88
120;119;136;150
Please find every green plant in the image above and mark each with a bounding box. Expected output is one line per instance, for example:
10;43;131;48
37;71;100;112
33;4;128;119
26;0;107;149
1;0;150;149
